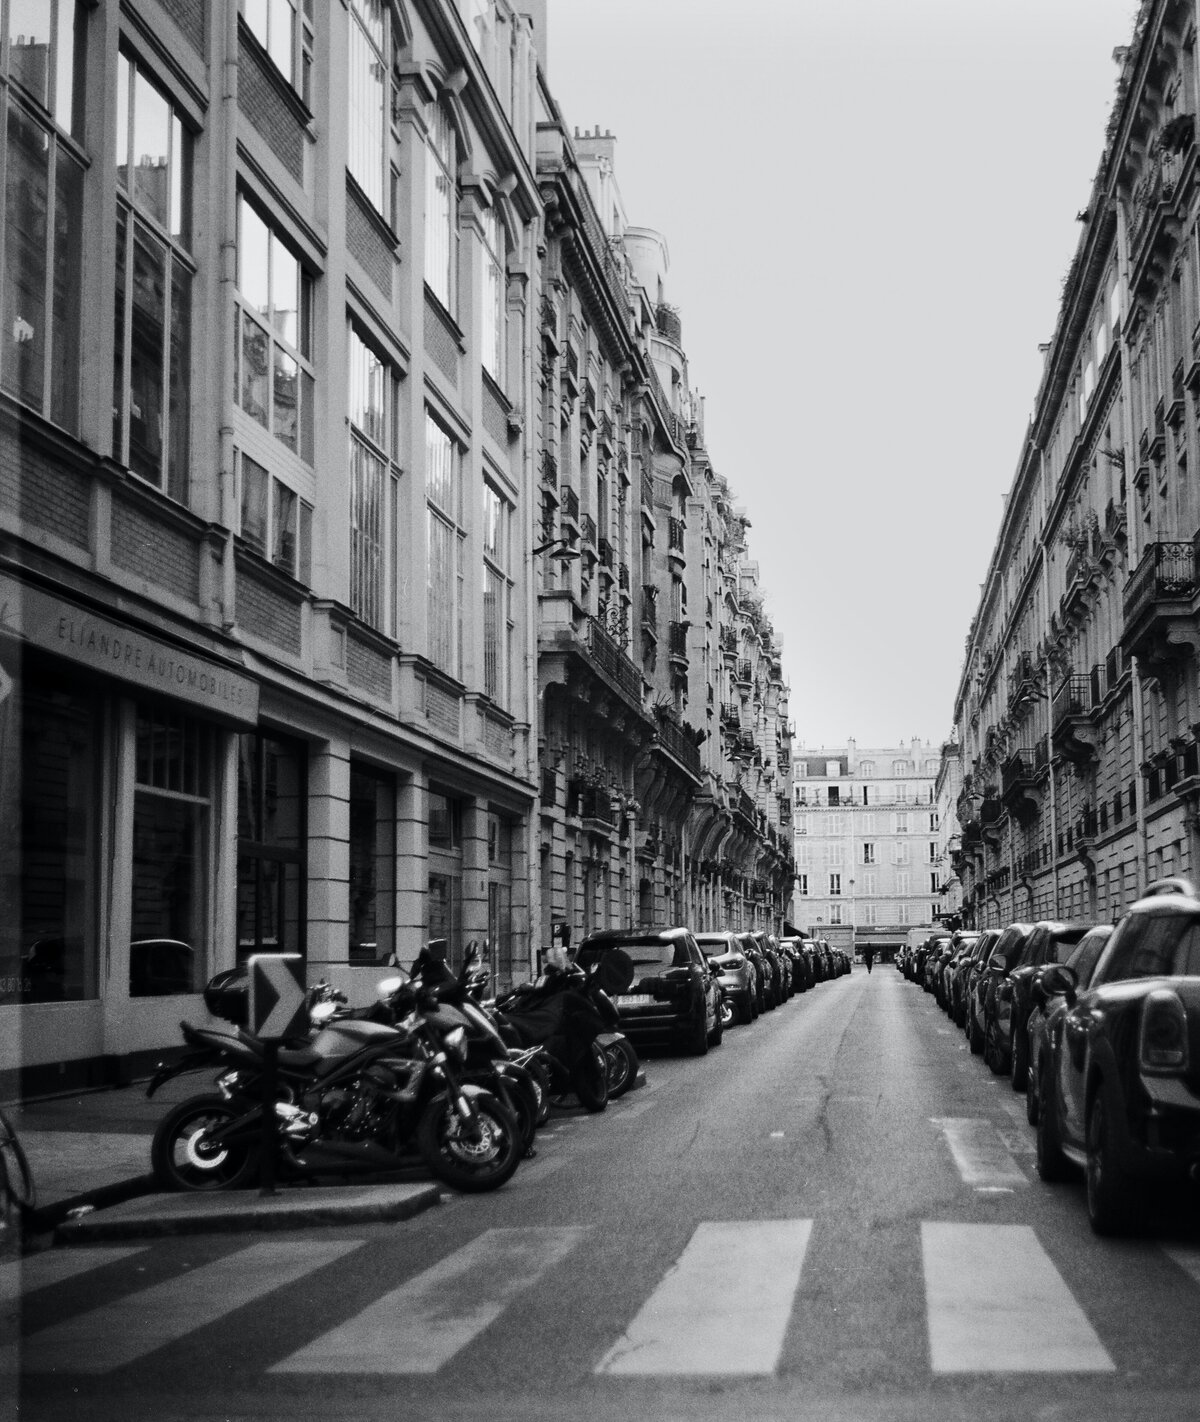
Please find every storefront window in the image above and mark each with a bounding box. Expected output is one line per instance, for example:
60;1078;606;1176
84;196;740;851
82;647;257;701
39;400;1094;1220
130;705;212;995
237;732;306;962
0;662;98;1003
349;764;395;966
428;786;463;966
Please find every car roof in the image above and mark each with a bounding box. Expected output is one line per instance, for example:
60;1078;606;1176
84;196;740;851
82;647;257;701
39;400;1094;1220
580;927;691;946
1126;878;1200;915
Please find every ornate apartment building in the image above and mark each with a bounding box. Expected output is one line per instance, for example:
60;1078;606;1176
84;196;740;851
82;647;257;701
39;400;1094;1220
953;0;1200;930
0;0;793;1090
792;741;941;943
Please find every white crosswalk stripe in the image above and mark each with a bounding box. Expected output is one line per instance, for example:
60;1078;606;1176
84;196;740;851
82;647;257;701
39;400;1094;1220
596;1220;812;1376
922;1223;1114;1373
271;1226;586;1374
21;1239;360;1374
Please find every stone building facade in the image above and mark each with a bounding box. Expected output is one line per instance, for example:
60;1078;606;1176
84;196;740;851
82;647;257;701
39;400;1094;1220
952;0;1200;930
792;741;941;942
0;0;793;1089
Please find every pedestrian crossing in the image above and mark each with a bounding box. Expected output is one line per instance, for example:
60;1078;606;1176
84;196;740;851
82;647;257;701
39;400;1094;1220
11;1222;1200;1382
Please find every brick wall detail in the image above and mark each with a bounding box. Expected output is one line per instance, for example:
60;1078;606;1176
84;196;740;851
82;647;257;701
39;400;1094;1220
0;439;90;548
237;34;305;183
424;292;460;383
346;182;394;301
111;496;200;602
346;632;392;700
235;563;303;655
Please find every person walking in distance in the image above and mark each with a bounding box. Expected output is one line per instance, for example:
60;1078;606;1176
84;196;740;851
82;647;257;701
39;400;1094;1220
863;946;874;974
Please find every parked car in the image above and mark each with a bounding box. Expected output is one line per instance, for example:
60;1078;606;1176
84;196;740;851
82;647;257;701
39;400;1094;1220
576;928;723;1056
944;932;982;1024
736;933;769;1012
1025;924;1112;1125
796;938;820;989
978;922;1036;1072
752;932;784;1009
694;931;757;1027
1035;878;1200;1233
777;937;807;992
1000;920;1093;1091
960;928;1001;1051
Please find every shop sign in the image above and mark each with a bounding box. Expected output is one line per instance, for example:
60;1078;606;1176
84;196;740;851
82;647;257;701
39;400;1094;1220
0;575;259;727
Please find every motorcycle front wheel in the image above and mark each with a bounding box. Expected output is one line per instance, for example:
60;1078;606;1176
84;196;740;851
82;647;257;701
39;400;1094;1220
416;1089;522;1192
604;1037;639;1098
150;1095;260;1192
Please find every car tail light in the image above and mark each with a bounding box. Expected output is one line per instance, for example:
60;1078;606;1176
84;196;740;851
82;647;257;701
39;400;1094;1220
1140;990;1189;1074
725;955;745;969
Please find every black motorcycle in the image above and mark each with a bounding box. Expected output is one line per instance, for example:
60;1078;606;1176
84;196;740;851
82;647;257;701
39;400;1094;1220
147;971;523;1194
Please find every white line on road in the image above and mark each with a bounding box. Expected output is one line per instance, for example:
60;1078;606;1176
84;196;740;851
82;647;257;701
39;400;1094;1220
596;1219;812;1376
930;1117;1028;1187
22;1239;360;1373
272;1226;586;1374
0;1245;149;1301
922;1223;1115;1373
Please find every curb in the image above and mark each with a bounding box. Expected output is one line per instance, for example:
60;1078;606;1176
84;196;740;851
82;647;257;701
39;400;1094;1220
54;1180;443;1242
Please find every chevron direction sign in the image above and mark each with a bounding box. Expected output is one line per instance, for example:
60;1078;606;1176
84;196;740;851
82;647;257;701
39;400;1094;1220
247;954;307;1040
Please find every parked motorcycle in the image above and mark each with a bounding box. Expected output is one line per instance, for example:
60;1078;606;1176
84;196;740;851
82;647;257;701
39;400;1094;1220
147;968;523;1194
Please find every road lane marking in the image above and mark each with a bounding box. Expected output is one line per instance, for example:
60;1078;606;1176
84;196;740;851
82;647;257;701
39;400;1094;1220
21;1240;359;1373
272;1226;586;1374
596;1219;812;1376
930;1118;1028;1187
922;1223;1114;1373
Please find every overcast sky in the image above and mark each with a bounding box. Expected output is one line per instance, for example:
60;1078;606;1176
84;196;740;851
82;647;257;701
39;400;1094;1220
548;0;1141;751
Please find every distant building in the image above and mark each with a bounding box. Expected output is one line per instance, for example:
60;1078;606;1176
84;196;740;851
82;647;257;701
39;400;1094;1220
933;738;964;928
792;739;941;947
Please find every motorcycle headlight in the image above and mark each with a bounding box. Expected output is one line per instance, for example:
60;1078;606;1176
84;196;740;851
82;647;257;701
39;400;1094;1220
444;1026;468;1063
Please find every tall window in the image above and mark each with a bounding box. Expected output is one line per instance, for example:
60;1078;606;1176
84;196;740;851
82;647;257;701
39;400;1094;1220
426;411;463;677
131;705;212;995
348;326;398;631
829;873;841;896
829;904;842;925
241;0;314;106
482;482;512;706
929;872;939;894
347;0;400;222
481;204;504;378
895;812;909;834
235;194;314;463
862;842;875;865
425;100;457;308
894;841;909;865
2;0;85;432
896;871;911;896
349;763;395;966
113;55;193;499
796;874;808;896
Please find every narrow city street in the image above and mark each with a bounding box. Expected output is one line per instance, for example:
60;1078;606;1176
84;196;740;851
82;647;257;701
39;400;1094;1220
13;967;1200;1422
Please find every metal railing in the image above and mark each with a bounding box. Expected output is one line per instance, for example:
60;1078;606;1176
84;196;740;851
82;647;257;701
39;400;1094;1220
668;620;688;656
585;615;642;702
562;486;579;522
668;515;685;552
1052;673;1093;728
655;714;701;776
1123;541;1196;621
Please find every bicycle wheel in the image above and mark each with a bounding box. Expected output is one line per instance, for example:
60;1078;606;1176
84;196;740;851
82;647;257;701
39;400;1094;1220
0;1109;34;1213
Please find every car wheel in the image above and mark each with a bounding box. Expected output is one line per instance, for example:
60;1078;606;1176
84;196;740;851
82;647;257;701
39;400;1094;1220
1086;1090;1137;1236
604;1037;639;1098
1011;1026;1029;1093
719;995;736;1030
1035;1064;1071;1183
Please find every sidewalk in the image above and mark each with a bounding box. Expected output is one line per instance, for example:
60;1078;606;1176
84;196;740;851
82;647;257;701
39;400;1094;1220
8;1077;441;1241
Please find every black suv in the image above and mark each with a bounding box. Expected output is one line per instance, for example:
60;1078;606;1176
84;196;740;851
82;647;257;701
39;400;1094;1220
576;927;722;1056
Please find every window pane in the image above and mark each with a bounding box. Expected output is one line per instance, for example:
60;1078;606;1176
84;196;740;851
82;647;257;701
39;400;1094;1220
350;437;384;625
348;8;385;209
428;510;454;671
130;793;206;995
349;764;395;966
270;235;299;345
273;344;298;450
128;222;167;485
113;206;127;454
238;198;271;316
267;0;295;83
240;311;270;426
240;452;268;555
167;261;190;501
132;69;172;229
8;0;51;108
3;104;49;411
483;563;501;701
50;146;82;432
426;412;455;513
116;54;130;189
273;478;297;572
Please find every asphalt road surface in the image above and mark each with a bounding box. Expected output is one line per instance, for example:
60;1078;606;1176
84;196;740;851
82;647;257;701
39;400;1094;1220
11;965;1200;1422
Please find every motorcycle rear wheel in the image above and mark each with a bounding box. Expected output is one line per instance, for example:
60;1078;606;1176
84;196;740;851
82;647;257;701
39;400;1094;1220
151;1096;260;1192
417;1089;522;1192
573;1039;610;1112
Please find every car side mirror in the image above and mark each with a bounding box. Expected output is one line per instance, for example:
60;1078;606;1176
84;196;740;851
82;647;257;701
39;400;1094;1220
1040;963;1078;1005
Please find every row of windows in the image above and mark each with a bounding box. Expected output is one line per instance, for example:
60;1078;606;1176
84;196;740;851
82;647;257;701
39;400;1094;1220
795;841;938;867
796;873;941;897
795;813;938;836
1;4;517;708
796;785;936;807
797;760;939;779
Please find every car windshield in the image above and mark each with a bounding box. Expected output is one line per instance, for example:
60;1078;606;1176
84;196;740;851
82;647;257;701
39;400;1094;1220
695;937;733;955
582;939;688;970
1049;928;1089;964
1095;912;1200;984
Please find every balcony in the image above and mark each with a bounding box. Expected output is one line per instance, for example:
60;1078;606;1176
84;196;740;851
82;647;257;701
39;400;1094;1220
537;591;646;717
1074;805;1098;855
735;658;753;685
656;302;682;345
1008;649;1037;711
1121;540;1199;675
561;485;580;524
539;292;557;339
569;781;615;830
618;561;630;592
540;448;558;488
667;516;686;565
653;710;701;780
980;794;1003;849
668;619;688;661
1000;748;1040;825
1051;673;1099;764
599;410;614;448
597;537;614;569
720;701;740;728
581;512;597;548
641;471;655;510
640;586;658;634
